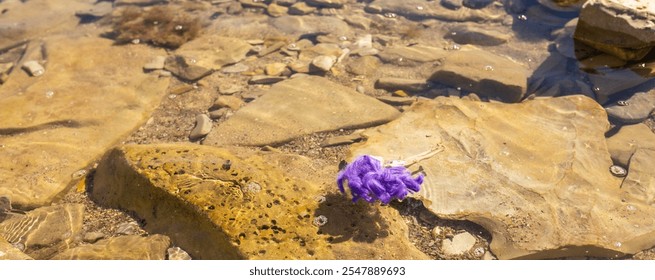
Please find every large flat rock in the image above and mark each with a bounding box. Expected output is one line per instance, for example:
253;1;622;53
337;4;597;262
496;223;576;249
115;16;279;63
91;143;428;260
203;76;400;146
0;36;170;209
347;96;655;259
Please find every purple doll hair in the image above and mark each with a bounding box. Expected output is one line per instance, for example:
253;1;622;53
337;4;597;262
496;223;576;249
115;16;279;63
336;155;424;204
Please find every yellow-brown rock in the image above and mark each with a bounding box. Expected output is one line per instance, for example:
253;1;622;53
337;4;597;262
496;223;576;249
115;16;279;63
347;96;655;259
0;36;170;209
0;236;33;260
51;235;170;260
91;143;428;260
0;204;84;259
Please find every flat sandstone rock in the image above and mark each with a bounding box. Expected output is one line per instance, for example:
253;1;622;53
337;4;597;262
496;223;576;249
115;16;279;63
203;76;399;146
347;96;655;259
0;36;170;209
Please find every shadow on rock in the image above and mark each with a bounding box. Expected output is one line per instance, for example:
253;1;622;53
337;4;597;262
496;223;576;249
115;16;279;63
313;193;389;244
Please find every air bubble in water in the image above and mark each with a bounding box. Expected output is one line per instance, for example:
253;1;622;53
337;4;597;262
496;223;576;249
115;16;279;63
416;6;424;10
518;14;527;21
45;90;54;98
484;65;494;71
384;12;397;18
175;25;183;31
614;241;622;248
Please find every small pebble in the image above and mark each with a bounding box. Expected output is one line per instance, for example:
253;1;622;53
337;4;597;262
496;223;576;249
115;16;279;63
143;56;166;71
189;114;213;141
83;232;106;243
609;165;627;177
22;60;45;77
311;55;337;72
115;222;139;235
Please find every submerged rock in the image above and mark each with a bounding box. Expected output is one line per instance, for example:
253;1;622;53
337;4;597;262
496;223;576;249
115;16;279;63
0;36;169;209
0;204;84;259
366;0;503;22
347;96;655;259
91;143;428;260
429;46;528;102
605;124;655;167
0;237;32;260
378;44;448;65
203;76;399;146
51;235;170;260
604;90;655;124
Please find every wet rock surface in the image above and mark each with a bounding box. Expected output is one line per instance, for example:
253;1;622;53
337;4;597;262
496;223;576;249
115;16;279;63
51;235;170;260
347;96;655;259
203;76;400;146
1;0;655;260
91;143;428;260
0;36;170;209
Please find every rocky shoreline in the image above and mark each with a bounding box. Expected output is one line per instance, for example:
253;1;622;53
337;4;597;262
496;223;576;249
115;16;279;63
1;0;654;260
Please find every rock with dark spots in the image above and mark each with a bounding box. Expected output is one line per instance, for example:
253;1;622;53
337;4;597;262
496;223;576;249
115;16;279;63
574;0;655;60
164;55;213;81
51;235;170;260
203;76;399;146
189;114;213;141
429;46;528;102
445;25;511;46
91;143;429;260
606;124;655;167
347;96;655;259
375;78;429;92
605;91;655;124
0;204;84;259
